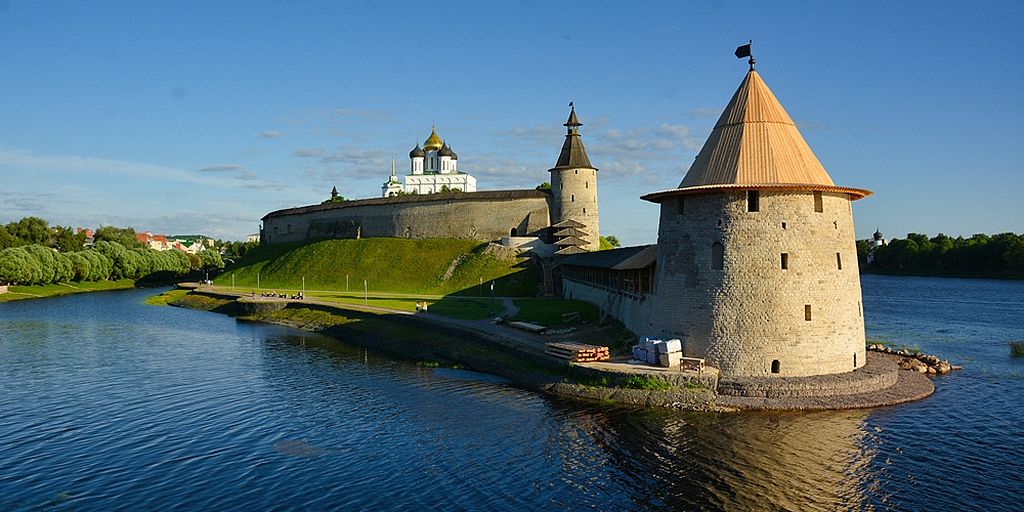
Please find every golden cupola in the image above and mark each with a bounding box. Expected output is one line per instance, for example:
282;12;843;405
423;127;444;151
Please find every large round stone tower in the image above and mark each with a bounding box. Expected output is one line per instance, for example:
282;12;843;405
549;105;599;253
642;66;872;378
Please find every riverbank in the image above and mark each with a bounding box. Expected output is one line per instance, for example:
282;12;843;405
158;287;941;412
0;279;137;303
164;289;720;411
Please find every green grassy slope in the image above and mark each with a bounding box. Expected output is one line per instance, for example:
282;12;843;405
0;279;137;303
215;238;539;297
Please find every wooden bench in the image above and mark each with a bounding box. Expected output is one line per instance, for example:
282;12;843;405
680;357;705;374
508;321;547;333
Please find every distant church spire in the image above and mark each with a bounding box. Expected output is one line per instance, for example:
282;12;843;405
331;185;338;199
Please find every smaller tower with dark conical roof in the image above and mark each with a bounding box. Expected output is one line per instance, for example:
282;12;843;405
548;104;599;252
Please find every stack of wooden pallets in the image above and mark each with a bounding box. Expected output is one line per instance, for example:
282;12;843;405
545;342;610;362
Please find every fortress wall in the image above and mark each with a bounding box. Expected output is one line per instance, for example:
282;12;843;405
651;191;865;378
263;193;550;244
562;279;655;337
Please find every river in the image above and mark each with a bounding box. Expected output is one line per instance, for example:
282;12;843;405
0;274;1021;511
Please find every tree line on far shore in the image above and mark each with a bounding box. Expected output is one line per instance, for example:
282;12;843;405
0;216;224;286
858;232;1024;278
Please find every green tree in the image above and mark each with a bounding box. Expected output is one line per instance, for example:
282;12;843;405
8;217;50;245
599;235;621;251
0;247;40;284
51;226;86;252
22;245;59;284
198;249;225;270
94;226;143;249
0;226;17;249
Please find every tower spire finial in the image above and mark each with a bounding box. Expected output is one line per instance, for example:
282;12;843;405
391;157;396;177
735;40;755;71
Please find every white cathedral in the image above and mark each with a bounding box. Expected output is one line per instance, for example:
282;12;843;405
382;126;478;197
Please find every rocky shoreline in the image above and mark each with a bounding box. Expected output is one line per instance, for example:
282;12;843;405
867;344;962;375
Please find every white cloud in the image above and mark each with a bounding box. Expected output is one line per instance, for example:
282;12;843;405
260;130;282;138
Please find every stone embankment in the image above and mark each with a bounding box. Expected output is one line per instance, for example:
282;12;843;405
867;344;962;375
163;287;942;412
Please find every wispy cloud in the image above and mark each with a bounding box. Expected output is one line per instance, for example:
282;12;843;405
595;123;703;154
198;164;244;173
0;147;224;186
334;108;383;119
688;107;720;118
260;130;282;138
291;148;326;158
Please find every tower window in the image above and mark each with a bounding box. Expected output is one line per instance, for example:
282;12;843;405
585;182;589;189
771;360;780;374
676;197;685;215
781;253;789;270
571;194;575;202
854;353;857;368
813;191;823;213
781;222;786;229
836;252;843;270
804;304;812;321
712;242;724;270
583;208;586;214
575;169;578;175
747;190;760;212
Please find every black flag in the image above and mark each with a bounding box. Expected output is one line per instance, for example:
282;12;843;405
735;43;752;59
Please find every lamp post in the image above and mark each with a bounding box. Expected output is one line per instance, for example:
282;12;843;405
364;280;368;305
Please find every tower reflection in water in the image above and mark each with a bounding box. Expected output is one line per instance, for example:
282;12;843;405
553;407;875;511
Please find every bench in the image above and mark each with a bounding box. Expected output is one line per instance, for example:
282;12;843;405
680;357;705;374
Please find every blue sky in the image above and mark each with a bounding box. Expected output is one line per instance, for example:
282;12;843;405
0;0;1021;245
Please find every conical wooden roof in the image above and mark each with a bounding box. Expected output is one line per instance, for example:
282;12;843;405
643;69;870;203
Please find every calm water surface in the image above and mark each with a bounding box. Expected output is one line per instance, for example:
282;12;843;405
0;275;1022;511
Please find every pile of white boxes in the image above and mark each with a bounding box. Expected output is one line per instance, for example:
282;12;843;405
631;338;683;368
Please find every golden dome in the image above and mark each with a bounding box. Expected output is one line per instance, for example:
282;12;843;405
423;127;444;151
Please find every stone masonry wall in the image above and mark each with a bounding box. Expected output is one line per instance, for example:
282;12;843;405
562;278;654;336
550;167;600;250
650;190;866;378
263;193;551;244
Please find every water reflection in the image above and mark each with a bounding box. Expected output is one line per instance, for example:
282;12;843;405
556;408;873;510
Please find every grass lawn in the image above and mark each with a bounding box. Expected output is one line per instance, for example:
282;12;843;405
427;297;497;320
511;299;599;327
143;288;190;306
214;238;538;297
0;279;137;303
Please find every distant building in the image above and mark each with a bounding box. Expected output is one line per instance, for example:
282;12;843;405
136;232;171;251
76;227;95;246
866;229;887;263
262;106;600;250
245;233;260;243
384;126;477;196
